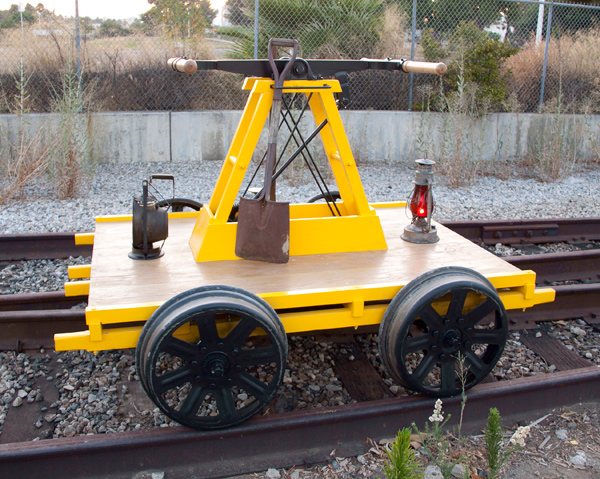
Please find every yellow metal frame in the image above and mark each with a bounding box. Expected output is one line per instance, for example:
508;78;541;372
188;78;387;262
56;253;555;352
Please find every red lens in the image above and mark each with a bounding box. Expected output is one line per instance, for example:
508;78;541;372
409;184;430;218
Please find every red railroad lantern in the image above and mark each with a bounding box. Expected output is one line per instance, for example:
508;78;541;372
402;159;439;244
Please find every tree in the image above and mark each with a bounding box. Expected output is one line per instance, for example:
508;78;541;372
226;0;385;59
97;18;132;38
79;17;95;42
421;21;519;111
225;0;250;26
146;0;217;38
131;12;156;36
0;4;36;29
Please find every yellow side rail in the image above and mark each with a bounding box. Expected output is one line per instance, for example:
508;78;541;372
55;271;555;352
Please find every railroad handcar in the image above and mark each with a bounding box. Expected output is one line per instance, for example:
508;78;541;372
55;39;554;430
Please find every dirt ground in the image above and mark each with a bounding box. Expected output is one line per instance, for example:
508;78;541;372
500;402;600;479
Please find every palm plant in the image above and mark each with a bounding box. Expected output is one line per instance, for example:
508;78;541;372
223;0;385;59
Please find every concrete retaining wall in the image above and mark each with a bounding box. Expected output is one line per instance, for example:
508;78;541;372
1;110;598;166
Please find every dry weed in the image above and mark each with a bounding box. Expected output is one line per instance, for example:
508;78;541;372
506;28;600;113
373;5;412;59
0;126;55;204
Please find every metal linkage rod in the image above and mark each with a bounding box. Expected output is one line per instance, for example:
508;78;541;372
280;95;341;216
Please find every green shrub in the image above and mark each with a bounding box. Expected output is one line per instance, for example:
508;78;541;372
383;428;423;479
420;21;519;112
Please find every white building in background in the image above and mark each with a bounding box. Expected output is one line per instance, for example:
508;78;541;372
485;12;514;42
213;3;230;27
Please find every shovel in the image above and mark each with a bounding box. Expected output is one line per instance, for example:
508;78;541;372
235;38;299;263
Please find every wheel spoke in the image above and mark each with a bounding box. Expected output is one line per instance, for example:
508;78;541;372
179;385;207;417
411;352;437;385
447;289;469;320
440;357;457;394
463;298;497;329
418;304;443;330
470;329;504;345
213;388;237;422
163;337;199;360
224;317;258;348
237;372;270;401
237;346;280;367
154;366;193;394
463;349;488;375
195;313;220;347
404;334;434;354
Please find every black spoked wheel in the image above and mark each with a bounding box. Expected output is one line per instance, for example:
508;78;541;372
379;267;508;398
155;198;203;212
136;285;287;430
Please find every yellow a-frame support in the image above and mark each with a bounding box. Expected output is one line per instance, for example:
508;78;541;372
189;77;388;262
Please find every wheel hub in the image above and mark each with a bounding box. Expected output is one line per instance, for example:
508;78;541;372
440;328;462;353
201;352;232;378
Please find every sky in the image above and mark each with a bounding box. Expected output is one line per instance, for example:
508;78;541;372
0;0;226;20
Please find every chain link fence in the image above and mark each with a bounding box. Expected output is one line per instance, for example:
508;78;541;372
0;0;599;113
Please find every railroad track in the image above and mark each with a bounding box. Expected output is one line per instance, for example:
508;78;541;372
2;223;599;349
1;219;599;478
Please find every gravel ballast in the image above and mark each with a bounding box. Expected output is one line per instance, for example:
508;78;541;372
1;162;600;234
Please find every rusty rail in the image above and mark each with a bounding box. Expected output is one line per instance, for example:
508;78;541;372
0;233;92;261
1;237;600;349
0;367;598;479
506;250;600;283
442;217;600;245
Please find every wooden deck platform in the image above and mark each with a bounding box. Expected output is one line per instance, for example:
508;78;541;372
55;203;556;352
88;204;525;310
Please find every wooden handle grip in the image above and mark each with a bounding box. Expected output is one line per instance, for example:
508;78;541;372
167;57;197;74
402;61;447;76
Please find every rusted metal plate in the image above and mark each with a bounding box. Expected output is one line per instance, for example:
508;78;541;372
235;196;290;263
0;367;598;479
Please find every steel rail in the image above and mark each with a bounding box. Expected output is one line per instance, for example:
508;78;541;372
1;248;600;349
0;232;92;261
0;291;87;311
0;227;599;477
0;366;597;479
505;249;600;283
442;217;600;245
0;291;87;350
509;283;600;327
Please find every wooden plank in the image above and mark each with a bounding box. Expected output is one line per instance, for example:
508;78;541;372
520;329;593;371
87;206;526;310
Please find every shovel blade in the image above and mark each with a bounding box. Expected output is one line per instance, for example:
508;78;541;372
235;197;290;263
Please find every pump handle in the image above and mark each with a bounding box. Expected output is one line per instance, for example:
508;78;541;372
401;60;447;76
167;57;198;74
